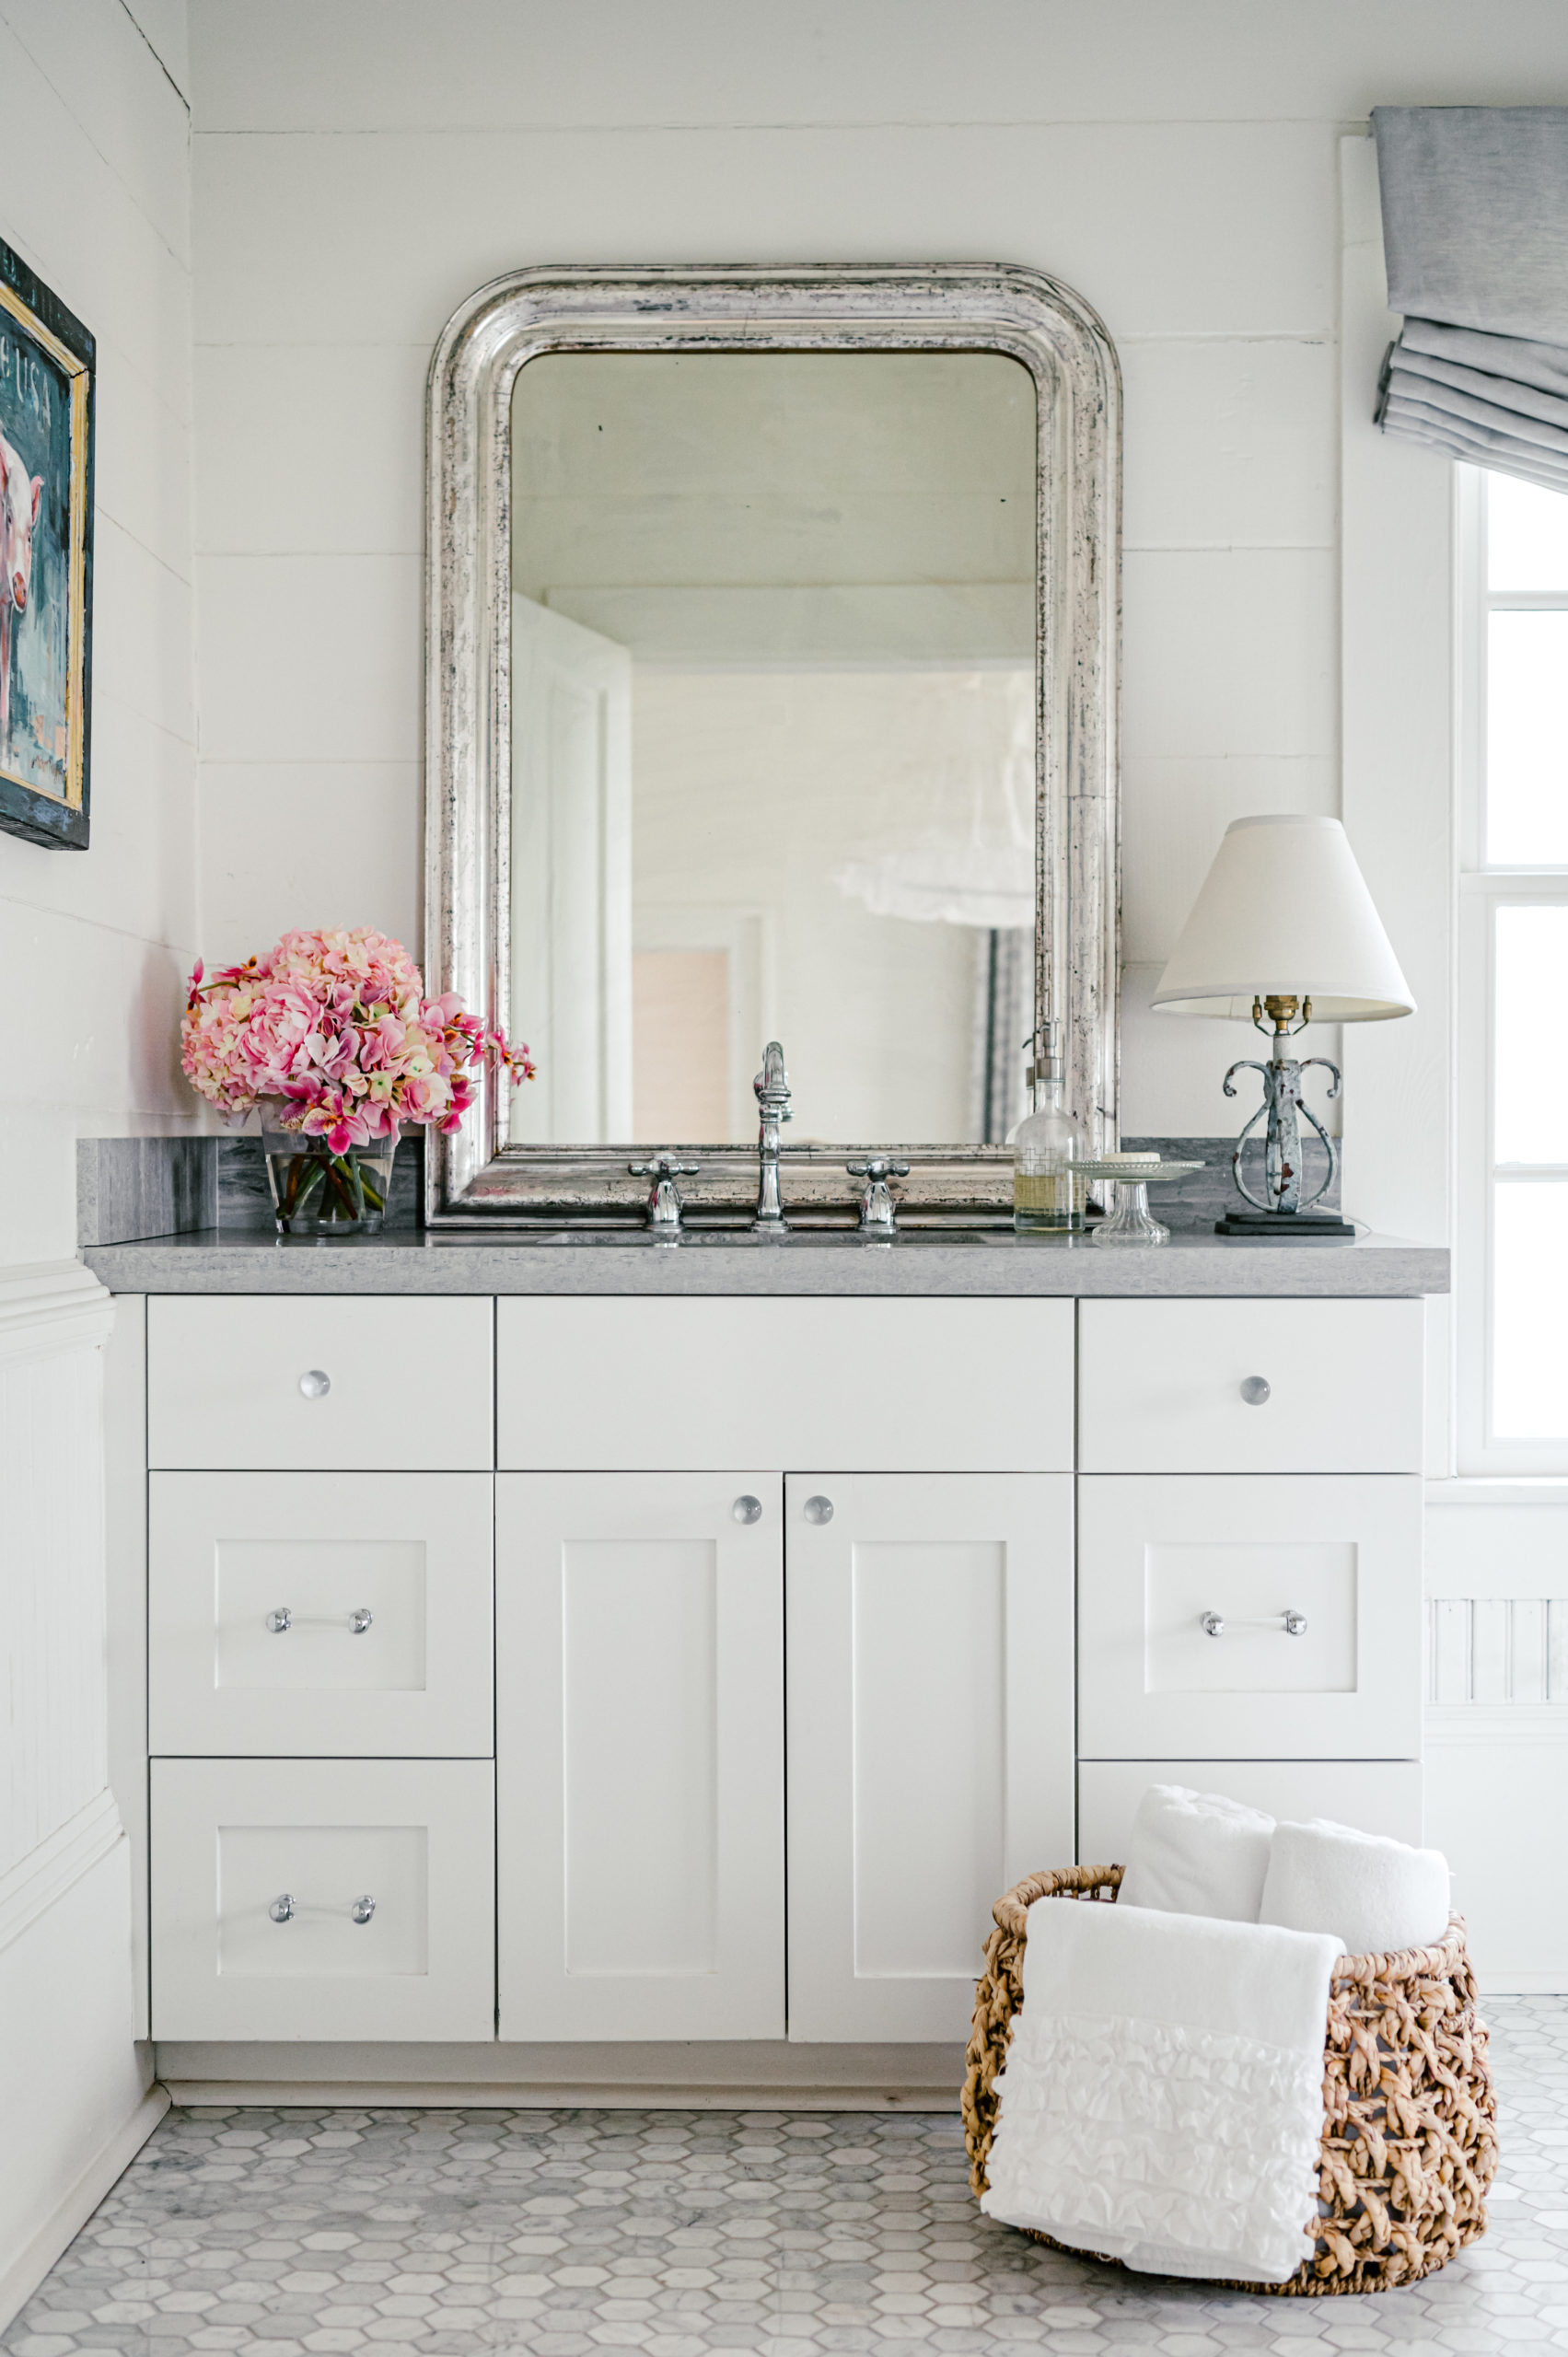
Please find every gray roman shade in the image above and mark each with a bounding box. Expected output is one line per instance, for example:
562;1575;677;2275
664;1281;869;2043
1373;107;1568;492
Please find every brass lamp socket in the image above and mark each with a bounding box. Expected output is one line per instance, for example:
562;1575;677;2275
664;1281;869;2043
1253;993;1313;1036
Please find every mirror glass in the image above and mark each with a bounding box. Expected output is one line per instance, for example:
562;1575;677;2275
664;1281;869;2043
508;350;1037;1152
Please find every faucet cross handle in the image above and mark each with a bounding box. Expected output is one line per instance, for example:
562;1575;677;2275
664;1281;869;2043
628;1156;701;1233
846;1157;911;1237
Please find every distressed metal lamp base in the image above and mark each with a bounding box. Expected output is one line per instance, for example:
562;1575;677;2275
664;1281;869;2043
1215;1209;1356;1243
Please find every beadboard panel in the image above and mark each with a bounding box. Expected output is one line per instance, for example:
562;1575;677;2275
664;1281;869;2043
0;1265;117;1880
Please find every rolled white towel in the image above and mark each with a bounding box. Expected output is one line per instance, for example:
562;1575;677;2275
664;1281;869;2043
1260;1817;1451;1956
1117;1782;1275;1923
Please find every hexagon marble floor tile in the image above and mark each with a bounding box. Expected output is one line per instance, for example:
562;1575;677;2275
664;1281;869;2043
6;1997;1568;2357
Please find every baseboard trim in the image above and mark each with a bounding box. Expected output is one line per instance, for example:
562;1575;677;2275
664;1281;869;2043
1479;1974;1568;1994
160;2079;958;2112
0;2084;168;2333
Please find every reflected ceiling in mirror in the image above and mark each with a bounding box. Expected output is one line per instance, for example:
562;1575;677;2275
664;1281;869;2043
508;351;1038;1153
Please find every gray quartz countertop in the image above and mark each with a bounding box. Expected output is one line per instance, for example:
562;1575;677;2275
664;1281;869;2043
81;1227;1449;1297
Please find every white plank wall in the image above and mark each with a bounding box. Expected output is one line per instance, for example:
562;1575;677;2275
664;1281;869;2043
0;1269;116;1883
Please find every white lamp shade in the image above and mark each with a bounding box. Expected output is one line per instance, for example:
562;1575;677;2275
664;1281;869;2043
1151;814;1415;1022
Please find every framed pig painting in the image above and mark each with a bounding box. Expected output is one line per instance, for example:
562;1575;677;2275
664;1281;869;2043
0;235;93;849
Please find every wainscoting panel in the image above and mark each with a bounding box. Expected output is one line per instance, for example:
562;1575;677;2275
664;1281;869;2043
0;1260;152;2328
1428;1597;1568;1705
1425;1482;1568;1988
0;1264;117;1879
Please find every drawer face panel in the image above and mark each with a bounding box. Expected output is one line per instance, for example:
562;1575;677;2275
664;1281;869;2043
1076;1474;1423;1760
150;1758;494;2040
497;1297;1074;1471
147;1296;494;1470
1078;1759;1425;1864
1078;1299;1424;1473
150;1473;494;1757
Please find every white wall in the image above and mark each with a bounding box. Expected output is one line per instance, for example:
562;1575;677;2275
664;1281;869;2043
0;0;189;2313
187;0;1568;1144
0;0;199;1263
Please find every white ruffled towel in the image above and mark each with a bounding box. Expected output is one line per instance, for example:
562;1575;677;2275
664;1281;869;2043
981;1897;1343;2284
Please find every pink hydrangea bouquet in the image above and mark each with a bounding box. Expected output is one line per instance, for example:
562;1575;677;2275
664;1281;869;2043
181;927;533;1231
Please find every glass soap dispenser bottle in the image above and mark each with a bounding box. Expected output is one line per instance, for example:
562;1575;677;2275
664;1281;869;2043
1012;1024;1084;1233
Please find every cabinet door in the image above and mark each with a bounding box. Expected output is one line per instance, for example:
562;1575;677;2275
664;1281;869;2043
1076;1474;1423;1761
497;1472;784;2039
785;1472;1074;2042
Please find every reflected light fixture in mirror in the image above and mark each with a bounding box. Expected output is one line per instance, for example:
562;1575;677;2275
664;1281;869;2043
507;350;1038;1155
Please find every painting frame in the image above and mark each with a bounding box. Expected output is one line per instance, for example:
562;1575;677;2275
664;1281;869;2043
0;234;94;850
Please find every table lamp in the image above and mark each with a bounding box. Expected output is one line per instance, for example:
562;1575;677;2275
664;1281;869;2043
1151;815;1414;1240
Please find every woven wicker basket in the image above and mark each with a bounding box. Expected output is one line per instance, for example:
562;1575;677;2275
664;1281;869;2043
961;1864;1497;2296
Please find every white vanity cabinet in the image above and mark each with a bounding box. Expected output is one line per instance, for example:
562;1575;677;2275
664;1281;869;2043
123;1268;1434;2066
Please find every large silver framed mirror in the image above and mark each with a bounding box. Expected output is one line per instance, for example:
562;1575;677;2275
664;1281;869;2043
425;265;1120;1224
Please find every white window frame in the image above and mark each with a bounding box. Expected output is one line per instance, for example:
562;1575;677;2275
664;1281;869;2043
1457;464;1568;1474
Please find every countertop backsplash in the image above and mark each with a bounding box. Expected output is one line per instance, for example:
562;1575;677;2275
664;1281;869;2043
78;1131;1335;1247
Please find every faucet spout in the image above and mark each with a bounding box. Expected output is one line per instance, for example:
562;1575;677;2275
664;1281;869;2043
752;1039;793;1233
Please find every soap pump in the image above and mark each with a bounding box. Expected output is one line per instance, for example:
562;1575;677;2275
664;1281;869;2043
1012;1023;1084;1234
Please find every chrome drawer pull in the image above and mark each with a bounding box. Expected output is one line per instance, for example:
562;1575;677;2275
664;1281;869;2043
803;1495;834;1525
1201;1609;1308;1639
298;1369;331;1399
271;1891;377;1925
732;1495;762;1525
1238;1375;1272;1406
264;1608;374;1635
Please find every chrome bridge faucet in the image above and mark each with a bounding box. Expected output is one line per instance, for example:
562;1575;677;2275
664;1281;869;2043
752;1040;792;1233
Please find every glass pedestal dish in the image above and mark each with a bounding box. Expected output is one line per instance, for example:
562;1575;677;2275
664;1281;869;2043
1074;1157;1203;1247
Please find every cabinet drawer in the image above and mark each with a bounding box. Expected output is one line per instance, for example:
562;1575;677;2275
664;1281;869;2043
1078;1759;1424;1864
149;1473;494;1758
1077;1475;1423;1760
150;1759;494;2039
497;1298;1074;1471
1078;1299;1424;1473
147;1296;494;1470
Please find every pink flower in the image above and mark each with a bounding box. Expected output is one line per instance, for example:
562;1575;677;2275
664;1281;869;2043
179;927;533;1136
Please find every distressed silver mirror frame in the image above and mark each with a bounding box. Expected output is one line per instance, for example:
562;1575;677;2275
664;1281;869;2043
424;263;1121;1224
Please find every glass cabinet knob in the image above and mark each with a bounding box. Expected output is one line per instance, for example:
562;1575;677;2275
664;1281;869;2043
264;1608;292;1634
732;1496;762;1525
351;1895;377;1925
803;1495;834;1525
268;1893;296;1923
298;1369;331;1399
1239;1376;1272;1406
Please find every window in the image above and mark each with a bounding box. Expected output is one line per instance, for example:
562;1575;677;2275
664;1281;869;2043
1458;468;1568;1470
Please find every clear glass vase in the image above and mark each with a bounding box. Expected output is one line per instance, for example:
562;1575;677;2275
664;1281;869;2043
261;1113;398;1237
